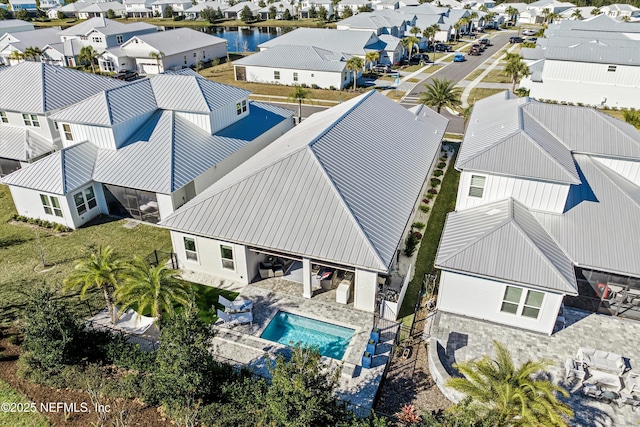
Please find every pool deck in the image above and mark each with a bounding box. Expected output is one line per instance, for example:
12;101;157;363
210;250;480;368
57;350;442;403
209;280;399;415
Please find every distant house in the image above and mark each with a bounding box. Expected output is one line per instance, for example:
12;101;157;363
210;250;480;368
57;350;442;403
602;4;640;18
222;1;261;19
257;3;296;20
336;9;410;37
123;0;155;18
184;1;229;20
9;0;41;12
151;0;194;16
258;27;404;65
77;1;127;19
115;28;227;74
519;0;575;24
234;45;351;89
159;91;447;313
520;15;640;109
48;0;100;18
436;91;640;335
2;72;294;228
0;20;35;37
0;28;60;65
0;62;124;176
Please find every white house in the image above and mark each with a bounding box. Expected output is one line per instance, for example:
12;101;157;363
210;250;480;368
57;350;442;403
520;15;640;109
151;0;198;16
0;28;59;65
436;91;640;335
159;91;447;313
8;0;40;12
0;20;34;37
123;0;155;17
519;0;575;24
0;62;124;176
258;28;404;65
336;9;410;37
602;4;640;19
234;44;351;89
77;1;127;19
117;28;227;74
51;0;100;18
222;1;261;19
184;1;229;19
2;71;294;228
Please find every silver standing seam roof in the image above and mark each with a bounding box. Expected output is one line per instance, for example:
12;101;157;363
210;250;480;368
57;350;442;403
0;62;125;114
160;90;447;272
57;17;156;37
257;28;384;56
0;126;56;162
122;28;227;57
234;45;347;73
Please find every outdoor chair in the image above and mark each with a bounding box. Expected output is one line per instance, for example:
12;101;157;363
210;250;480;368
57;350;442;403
217;309;253;327
618;393;640;411
218;295;252;313
582;383;602;399
565;357;586;382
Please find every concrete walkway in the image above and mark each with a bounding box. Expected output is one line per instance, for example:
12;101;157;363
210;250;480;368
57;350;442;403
460;43;519;107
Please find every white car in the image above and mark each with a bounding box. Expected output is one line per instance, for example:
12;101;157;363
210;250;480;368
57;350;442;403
522;29;537;36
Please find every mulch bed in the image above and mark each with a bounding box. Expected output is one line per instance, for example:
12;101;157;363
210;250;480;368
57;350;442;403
0;328;171;427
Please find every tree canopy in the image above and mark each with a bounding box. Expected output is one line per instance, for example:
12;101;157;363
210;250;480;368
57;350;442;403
418;77;461;113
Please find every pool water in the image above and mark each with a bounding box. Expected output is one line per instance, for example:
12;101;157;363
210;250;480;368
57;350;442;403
260;311;355;360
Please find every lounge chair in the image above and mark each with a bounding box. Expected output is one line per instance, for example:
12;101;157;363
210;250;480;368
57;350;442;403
218;295;252;312
217;309;253;327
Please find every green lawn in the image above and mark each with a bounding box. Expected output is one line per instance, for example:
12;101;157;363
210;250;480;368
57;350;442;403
191;282;239;324
463;68;485;81
0;184;172;326
32;17;334;29
481;69;512;84
0;379;50;427
468;87;507;104
398;150;460;319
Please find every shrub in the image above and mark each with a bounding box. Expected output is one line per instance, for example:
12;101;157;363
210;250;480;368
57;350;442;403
431;178;441;187
300;83;308;88
413;231;423;240
426;193;435;199
419;204;430;213
428;188;438;195
437;161;446;168
433;169;443;177
422;198;430;204
329;85;336;90
412;221;426;230
404;232;420;257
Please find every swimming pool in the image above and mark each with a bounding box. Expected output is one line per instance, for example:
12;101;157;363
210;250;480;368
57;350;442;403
260;311;355;360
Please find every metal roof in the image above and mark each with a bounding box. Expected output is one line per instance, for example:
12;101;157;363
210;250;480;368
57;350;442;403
234;45;346;73
0;126;56;162
337;10;408;29
436;198;578;294
543;43;640;66
78;1;124;11
121;28;226;57
534;154;640;278
258;28;384;57
151;74;250;112
0;28;60;53
550;13;640;33
185;1;229;12
1;142;97;194
57;17;155;37
92;102;292;193
0;62;125;114
160;91;446;272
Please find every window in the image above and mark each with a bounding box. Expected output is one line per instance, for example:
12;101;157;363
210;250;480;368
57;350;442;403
116;35;123;44
73;187;97;215
62;124;73;141
468;174;486;198
311;73;314;77
236;102;242;115
54;121;58;130
607;65;617;72
22;114;40;127
0;111;7;124
81;36;88;41
274;70;280;80
202;50;206;58
293;72;298;82
40;194;63;217
220;245;234;270
92;37;102;43
184;55;187;64
193;52;197;57
184;237;198;261
500;286;544;319
242;99;247;113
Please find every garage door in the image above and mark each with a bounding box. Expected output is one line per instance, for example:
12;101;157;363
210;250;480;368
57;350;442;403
139;62;159;75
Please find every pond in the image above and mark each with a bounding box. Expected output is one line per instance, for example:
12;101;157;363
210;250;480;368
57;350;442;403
162;26;294;52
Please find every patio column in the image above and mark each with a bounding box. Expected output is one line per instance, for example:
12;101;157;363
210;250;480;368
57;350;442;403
302;257;312;298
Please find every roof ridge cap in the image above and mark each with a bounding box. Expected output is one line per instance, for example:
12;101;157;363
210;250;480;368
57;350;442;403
518;124;579;182
521;105;573;151
588;155;640;210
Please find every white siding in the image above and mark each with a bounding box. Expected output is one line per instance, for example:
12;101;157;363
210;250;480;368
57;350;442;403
1;111;57;143
437;270;564;335
65;183;103;228
210;99;248;135
593;156;640;187
354;268;377;312
9;186;76;229
238;65;350;90
175;111;211;133
456;171;569;213
65;123;114;149
522;60;640;109
156;192;175;220
170;231;251;283
112;112;156;148
127;41;227;75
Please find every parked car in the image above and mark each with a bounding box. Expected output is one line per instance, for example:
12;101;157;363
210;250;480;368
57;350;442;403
479;38;492;47
527;37;538;43
408;53;429;65
434;43;453;52
509;36;525;43
471;43;485;52
468;46;481;56
113;70;138;81
522;29;537;36
476;26;485;32
373;64;392;74
453;53;466;62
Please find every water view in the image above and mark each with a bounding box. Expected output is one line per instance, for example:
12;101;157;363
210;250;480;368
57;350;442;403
163;26;293;52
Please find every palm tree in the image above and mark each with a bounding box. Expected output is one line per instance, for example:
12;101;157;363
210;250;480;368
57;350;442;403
621;15;631;22
571;8;583;20
453;21;462;41
479;4;487;12
418;77;461;113
462;103;474;129
422;24;439;51
547;12;560;23
504;52;530;93
409;25;421;37
79;46;98;74
505;5;519;23
149;50;165;74
288;85;310;124
365;51;379;74
24;46;42;61
9;50;25;64
591;7;602;16
401;36;420;62
64;246;126;324
346;56;364;91
115;257;191;325
447;341;574;427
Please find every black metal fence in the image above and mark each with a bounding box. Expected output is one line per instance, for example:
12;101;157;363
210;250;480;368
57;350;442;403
145;250;178;269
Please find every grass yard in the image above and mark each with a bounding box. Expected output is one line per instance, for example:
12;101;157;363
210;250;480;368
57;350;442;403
199;64;360;103
438;55;454;63
444;132;463;140
481;70;512;84
191;282;239;324
463;68;484;81
0;184;172;327
601;109;626;122
398;149;460;319
0;379;50;427
468;87;506;103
